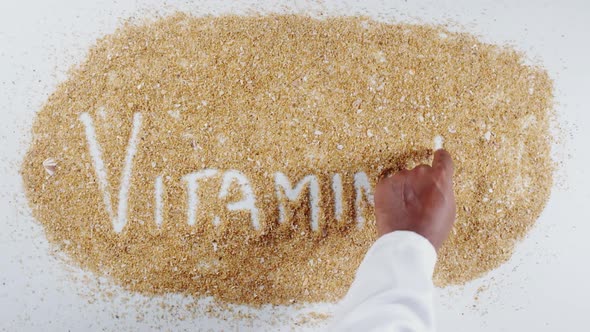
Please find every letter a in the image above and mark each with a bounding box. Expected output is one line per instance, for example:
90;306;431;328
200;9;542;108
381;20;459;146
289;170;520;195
219;170;260;230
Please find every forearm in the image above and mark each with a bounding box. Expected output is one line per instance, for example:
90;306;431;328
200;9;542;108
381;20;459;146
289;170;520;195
331;231;437;331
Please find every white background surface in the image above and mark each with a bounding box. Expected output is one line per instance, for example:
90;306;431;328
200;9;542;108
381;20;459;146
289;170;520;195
1;0;589;331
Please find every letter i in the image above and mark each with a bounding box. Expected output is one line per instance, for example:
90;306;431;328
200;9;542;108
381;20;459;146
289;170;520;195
154;175;164;227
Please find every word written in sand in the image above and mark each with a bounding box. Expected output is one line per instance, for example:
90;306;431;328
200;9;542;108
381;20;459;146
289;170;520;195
80;112;375;233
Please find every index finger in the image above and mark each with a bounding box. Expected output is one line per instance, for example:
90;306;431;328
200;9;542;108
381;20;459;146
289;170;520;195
432;149;454;179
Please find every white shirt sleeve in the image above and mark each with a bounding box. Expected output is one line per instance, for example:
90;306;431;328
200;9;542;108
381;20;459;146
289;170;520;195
330;231;438;332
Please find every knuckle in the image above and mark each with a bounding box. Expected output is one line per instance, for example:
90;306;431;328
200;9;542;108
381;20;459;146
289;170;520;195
413;164;431;173
396;169;410;178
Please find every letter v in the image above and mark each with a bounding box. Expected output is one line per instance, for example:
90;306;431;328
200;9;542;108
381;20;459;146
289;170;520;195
79;112;142;233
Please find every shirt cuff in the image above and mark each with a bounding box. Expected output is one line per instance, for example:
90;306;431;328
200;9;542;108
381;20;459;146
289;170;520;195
369;230;438;278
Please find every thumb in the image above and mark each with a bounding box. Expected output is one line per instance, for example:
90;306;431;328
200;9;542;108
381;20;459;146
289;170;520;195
432;149;454;179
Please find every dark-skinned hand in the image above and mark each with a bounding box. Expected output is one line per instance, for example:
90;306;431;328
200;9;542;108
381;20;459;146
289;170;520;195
374;149;456;251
